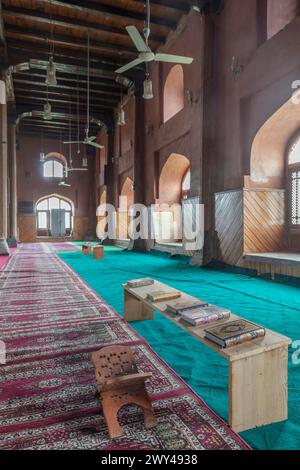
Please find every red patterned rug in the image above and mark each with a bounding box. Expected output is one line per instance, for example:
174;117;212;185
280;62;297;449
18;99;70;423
0;244;250;450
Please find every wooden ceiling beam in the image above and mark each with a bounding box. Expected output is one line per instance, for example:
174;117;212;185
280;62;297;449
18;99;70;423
5;25;137;59
15;87;119;104
11;58;117;79
14;72;119;90
88;0;183;23
2;8;162;49
16;95;115;110
17;106;112;120
13;79;120;97
0;0;15;105
2;0;171;37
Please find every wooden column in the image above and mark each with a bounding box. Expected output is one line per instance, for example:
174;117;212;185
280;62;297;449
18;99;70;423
0;99;8;239
132;96;148;252
8;121;17;239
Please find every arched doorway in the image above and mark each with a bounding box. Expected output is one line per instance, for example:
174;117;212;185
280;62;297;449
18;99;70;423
155;153;190;243
36;194;74;238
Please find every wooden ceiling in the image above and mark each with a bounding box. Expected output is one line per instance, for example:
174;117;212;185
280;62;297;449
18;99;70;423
0;0;198;140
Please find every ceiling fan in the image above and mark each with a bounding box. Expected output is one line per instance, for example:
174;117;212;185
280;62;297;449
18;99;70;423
64;34;104;150
115;0;193;75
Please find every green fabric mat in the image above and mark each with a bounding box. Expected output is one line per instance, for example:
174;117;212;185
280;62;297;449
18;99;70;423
59;248;300;450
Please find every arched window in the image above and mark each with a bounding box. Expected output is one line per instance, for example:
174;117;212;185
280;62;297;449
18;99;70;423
288;137;300;226
163;65;184;123
36;195;73;237
43;159;64;178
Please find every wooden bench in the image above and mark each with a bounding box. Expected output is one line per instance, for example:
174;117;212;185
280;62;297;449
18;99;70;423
123;280;292;433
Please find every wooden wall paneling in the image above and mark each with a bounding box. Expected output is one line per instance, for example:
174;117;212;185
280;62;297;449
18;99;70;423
243;189;285;254
214;190;244;265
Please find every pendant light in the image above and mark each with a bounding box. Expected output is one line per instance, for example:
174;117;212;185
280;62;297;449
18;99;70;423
143;73;153;100
82;157;88;168
43;100;52;120
117;83;126;126
142;5;153;100
43;77;52;120
40;130;45;161
45;0;57;86
117;107;126;126
46;56;57;86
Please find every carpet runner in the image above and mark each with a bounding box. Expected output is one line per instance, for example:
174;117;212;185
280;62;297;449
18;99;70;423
0;244;250;450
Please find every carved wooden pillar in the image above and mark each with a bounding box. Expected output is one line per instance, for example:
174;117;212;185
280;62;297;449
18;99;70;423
132;96;147;252
0;97;8;239
7;120;17;239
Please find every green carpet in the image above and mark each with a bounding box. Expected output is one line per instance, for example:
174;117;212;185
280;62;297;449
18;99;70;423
59;248;300;450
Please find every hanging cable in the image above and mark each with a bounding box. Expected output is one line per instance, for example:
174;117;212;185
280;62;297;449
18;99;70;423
77;76;80;154
86;31;90;137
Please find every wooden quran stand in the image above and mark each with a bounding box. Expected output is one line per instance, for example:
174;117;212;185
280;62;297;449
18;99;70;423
91;346;157;439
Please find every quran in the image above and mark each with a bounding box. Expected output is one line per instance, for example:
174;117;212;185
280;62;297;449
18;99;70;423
127;278;154;288
146;290;181;302
181;306;231;326
166;299;208;314
204;319;266;348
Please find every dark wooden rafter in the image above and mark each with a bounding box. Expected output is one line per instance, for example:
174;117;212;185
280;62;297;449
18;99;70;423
14;72;119;90
0;0;15;104
1;0;193;135
1;0;172;36
14;80;120;97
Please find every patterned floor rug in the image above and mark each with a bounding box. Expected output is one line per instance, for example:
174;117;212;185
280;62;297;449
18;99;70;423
0;244;250;450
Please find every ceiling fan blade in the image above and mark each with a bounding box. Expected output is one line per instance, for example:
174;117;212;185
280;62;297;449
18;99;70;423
126;26;149;52
88;136;97;141
63;141;83;144
154;53;194;64
67;168;88;172
88;142;104;149
115;57;144;74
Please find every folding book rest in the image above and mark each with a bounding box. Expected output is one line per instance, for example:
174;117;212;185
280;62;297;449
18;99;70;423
91;345;157;439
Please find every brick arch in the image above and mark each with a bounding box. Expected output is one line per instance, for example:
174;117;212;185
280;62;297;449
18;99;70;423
159;153;190;204
163;64;184;123
249;97;300;188
45;152;68;167
36;193;74;213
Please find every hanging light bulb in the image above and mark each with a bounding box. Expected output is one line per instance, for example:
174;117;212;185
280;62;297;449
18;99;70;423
40;152;45;162
143;74;153;100
46;56;57;86
82;157;88;168
117;107;126;126
43;101;52;120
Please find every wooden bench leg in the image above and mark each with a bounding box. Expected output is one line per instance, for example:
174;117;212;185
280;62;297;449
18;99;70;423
124;290;153;322
229;346;288;432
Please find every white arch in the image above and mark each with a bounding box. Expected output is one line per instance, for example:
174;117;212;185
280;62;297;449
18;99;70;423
36;194;75;213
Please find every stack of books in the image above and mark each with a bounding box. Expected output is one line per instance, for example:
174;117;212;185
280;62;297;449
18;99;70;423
127;278;154;288
166;299;209;315
180;305;231;326
204;319;266;348
146;290;181;302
